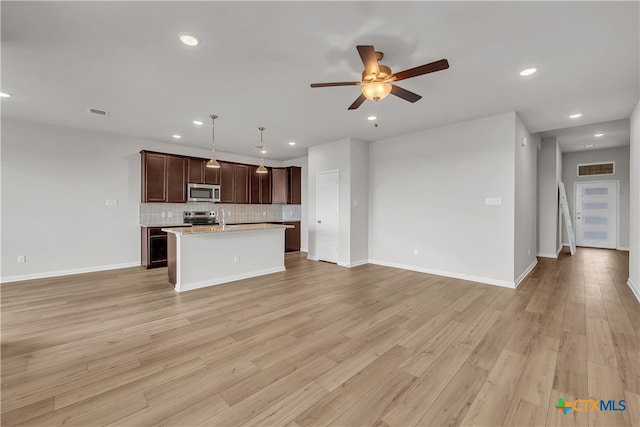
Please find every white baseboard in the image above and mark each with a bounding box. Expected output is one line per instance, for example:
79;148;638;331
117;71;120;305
300;247;308;253
537;252;558;259
557;245;563;256
367;259;515;289
337;259;368;268
175;266;285;292
627;278;640;303
307;255;319;261
515;259;538;288
617;247;630;251
0;261;140;284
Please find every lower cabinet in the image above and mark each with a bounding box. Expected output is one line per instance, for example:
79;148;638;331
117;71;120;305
141;226;186;268
283;221;301;252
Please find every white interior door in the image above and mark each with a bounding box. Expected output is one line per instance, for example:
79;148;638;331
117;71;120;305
575;181;618;249
316;171;339;263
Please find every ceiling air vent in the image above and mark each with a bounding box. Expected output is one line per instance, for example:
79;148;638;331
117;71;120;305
88;108;109;117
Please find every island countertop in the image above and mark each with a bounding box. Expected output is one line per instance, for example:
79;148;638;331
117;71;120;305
162;223;293;236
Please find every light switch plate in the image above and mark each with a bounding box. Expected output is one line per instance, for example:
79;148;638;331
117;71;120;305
105;199;118;207
485;197;502;206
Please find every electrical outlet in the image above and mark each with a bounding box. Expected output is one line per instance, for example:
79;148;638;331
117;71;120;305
414;249;419;256
161;211;166;218
233;255;239;263
18;255;26;264
263;211;266;216
167;212;173;218
528;248;531;256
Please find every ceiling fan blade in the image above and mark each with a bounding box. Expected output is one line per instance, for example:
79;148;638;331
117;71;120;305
310;82;361;88
391;59;449;81
390;85;422;103
348;94;367;110
356;45;380;77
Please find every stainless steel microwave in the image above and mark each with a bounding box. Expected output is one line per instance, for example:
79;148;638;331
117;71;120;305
187;183;220;202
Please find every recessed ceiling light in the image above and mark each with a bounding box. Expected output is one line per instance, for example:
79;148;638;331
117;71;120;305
288;141;296;146
172;134;182;139
178;33;199;47
519;67;537;76
569;113;583;119
0;92;12;98
367;115;377;121
585;144;596;148
193;120;203;126
261;150;267;154
594;133;604;137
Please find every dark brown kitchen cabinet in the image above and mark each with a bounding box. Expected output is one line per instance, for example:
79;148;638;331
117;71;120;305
188;158;220;185
141;151;187;203
287;166;302;204
220;162;250;204
272;168;288;204
141;227;168;268
250;168;272;204
166;156;187;202
142;152;167;202
272;166;302;205
284;221;301;252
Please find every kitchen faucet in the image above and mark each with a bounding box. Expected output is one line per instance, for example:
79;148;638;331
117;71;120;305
219;207;225;226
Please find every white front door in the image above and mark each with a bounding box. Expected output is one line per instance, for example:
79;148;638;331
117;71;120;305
575;181;618;249
316;171;339;263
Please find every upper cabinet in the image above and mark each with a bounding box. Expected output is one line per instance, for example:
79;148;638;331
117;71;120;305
141;151;186;203
220;162;250;204
187;158;220;185
272;166;302;205
142;151;299;205
250;167;272;204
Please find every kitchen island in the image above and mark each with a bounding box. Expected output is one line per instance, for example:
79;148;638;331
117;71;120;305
163;223;292;292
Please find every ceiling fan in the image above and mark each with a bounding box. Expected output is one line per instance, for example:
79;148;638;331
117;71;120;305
310;45;449;110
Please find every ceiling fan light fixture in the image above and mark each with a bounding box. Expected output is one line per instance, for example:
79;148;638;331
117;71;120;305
362;82;392;101
206;114;221;169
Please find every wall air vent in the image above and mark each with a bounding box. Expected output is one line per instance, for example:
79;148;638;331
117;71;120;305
577;161;614;176
88;108;109;117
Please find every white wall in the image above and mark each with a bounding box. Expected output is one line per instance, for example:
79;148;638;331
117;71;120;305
556;143;563;252
307;138;351;265
0;118;288;282
369;112;517;287
349;138;369;265
629;100;639;300
514;114;538;282
537;137;560;257
561;146;631;249
283;156;308;252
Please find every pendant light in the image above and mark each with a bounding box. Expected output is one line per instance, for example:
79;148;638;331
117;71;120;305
256;127;268;174
206;114;220;168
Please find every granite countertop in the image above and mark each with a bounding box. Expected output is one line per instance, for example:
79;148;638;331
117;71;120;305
162;223;293;235
140;223;192;228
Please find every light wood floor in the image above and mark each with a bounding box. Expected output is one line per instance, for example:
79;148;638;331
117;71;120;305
2;248;638;426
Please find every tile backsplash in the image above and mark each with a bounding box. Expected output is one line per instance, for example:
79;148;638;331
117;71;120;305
139;203;301;226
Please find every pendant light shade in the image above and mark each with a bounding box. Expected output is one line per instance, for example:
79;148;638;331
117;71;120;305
206;114;221;168
362;81;392;101
256;127;268;174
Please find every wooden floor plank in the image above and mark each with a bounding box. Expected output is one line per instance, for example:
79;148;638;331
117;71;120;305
1;249;636;427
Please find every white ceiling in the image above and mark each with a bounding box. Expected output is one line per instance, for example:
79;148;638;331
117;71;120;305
538;118;631;153
2;1;638;160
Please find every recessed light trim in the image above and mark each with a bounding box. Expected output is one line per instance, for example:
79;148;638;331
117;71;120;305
172;134;182;139
569;113;583;119
178;33;199;47
193;120;203;126
261;149;267;154
594;133;604;137
367;115;377;121
584;144;596;148
288;141;296;146
519;67;537;76
0;92;12;98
